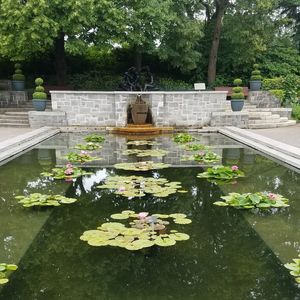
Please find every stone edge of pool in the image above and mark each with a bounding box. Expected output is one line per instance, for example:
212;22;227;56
0;125;300;171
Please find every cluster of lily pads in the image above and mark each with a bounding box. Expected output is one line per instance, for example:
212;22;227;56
173;133;195;144
98;175;184;198
41;163;93;180
184;144;208;151
74;142;101;151
84;134;105;143
127;140;158;146
64;151;101;164
15;193;77;207
114;161;170;171
214;192;289;209
285;255;300;283
122;149;168;157
197;165;245;183
182;151;221;164
80;211;191;251
0;263;18;285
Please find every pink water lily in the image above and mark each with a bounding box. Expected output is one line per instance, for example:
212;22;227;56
231;165;239;171
64;168;73;175
138;212;149;219
268;193;277;200
80;151;88;155
118;186;126;192
66;162;73;169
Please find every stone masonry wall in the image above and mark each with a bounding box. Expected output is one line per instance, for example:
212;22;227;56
28;111;67;128
248;91;281;108
50;91;228;128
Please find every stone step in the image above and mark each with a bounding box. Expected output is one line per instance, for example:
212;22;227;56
4;112;29;115
248;120;296;129
0;114;28;120
0;122;30;127
0;118;29;124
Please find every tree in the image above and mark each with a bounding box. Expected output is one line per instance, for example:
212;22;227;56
0;0;119;84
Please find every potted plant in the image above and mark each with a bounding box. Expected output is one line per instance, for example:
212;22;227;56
12;63;25;91
231;78;244;111
32;78;47;111
249;64;262;91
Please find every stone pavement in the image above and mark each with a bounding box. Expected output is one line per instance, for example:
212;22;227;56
249;123;300;148
0;127;34;143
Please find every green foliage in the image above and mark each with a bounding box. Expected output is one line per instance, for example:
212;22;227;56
41;163;93;180
74;142;101;151
284;255;300;283
292;105;300;120
114;161;170;171
283;74;300;105
251;64;262;80
269;89;285;101
173;133;195;144
231;93;245;99
80;210;191;251
263;77;284;90
33;77;47;100
214;192;290;209
15;193;77;207
184;144;208;151
182;151;221;164
97;175;183;198
84;134;105;143
157;78;193;91
0;263;18;285
197;165;245;183
12;63;25;81
64;152;101;164
232;87;242;93
122;149;168;157
233;78;242;86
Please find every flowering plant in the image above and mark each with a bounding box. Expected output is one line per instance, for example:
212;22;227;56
214;192;289;209
197;165;244;182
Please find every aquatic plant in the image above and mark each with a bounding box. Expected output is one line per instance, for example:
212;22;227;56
80;210;192;251
173;133;195;144
84;134;105;143
214;192;289;209
64;151;101;163
74;142;101;151
114;161;170;171
182;151;221;163
98;175;183;198
197;165;245;182
127;140;158;146
284;255;300;283
0;263;18;284
15;193;77;207
41;163;93;180
184;144;208;151
122;149;168;157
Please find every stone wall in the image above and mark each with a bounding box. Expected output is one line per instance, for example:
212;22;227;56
248;91;281;108
28;111;67;128
50;91;228;128
210;112;249;128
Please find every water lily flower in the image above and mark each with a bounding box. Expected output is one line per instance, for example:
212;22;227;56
231;165;239;171
198;152;205;156
268;193;277;200
66;162;73;169
118;186;126;192
64;168;73;175
80;151;88;155
138;212;149;219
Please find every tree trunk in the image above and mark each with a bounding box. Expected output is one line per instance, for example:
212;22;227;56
54;32;67;85
135;47;142;72
207;1;227;86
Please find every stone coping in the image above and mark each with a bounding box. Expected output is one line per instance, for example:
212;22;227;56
220;127;300;170
50;90;228;95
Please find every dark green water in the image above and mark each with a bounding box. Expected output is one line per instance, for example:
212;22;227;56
0;133;300;300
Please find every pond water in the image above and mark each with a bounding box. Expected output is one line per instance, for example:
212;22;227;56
0;133;299;300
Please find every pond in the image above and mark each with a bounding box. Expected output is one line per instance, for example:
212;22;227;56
0;132;299;300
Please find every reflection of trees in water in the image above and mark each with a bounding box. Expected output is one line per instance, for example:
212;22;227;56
1;167;300;299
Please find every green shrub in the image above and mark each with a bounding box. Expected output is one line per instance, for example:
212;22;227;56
12;63;25;81
283;74;299;105
292;105;300;120
250;64;262;81
233;78;242;86
269;89;285;101
232;86;242;93
231;92;245;99
262;77;284;90
157;78;192;91
32;77;47;100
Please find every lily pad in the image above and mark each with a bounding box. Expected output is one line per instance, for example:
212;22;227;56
169;233;190;241
74;142;101;151
110;213;130;220
127;140;158;146
122;149;168;157
114;161;170;171
174;218;192;224
155;236;176;247
84;134;105;143
0;263;18;285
